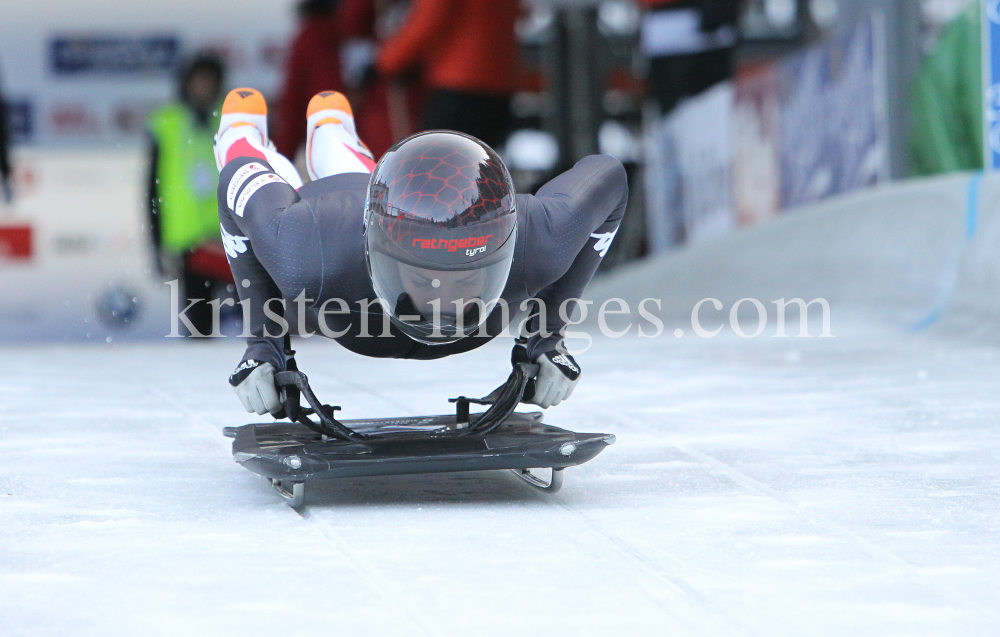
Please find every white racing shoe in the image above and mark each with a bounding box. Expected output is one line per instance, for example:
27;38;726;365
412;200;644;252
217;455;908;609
214;87;303;188
305;90;376;180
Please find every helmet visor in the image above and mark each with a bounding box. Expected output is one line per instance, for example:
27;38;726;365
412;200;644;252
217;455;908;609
367;229;515;344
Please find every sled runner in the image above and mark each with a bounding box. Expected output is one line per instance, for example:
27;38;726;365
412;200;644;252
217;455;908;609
224;348;615;508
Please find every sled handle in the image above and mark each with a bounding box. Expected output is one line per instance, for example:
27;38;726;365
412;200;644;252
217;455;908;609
272;354;535;439
274;371;365;441
466;362;538;435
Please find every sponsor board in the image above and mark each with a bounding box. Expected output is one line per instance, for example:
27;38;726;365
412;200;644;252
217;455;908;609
0;146;171;342
49;102;101;136
50;36;179;75
775;15;888;209
645;15;889;252
646;81;735;247
0;18;291;145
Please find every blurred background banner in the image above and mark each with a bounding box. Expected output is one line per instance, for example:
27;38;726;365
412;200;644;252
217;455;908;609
985;0;1000;169
644;82;734;249
644;13;889;252
774;14;888;208
0;2;290;146
50;36;180;75
0;147;169;341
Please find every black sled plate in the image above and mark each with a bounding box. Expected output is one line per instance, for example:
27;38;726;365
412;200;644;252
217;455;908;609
224;411;615;482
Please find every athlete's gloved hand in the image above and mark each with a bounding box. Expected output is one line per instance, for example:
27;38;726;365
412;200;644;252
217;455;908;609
229;359;282;416
526;350;582;409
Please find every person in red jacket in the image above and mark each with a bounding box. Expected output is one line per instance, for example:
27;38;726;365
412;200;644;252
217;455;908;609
273;0;347;161
375;0;520;150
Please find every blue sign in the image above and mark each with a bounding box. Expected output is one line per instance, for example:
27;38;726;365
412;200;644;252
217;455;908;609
984;1;1000;170
6;100;33;142
50;36;178;75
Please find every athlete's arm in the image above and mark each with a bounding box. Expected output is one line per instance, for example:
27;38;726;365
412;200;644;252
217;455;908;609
217;156;325;371
520;154;629;359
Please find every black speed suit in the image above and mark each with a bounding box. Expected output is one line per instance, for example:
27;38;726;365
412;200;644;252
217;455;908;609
217;154;628;372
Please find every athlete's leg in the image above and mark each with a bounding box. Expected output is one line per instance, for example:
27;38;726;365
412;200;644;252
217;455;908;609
305;91;376;180
214;88;304;188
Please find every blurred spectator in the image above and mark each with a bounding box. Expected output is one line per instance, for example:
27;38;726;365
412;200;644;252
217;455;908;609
909;1;981;176
147;53;231;337
274;0;346;160
374;0;521;150
339;0;423;159
0;68;11;204
639;0;739;116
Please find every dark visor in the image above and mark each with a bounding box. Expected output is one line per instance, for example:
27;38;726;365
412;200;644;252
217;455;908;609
366;229;515;344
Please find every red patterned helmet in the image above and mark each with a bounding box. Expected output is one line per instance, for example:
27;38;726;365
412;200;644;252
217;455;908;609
364;131;517;344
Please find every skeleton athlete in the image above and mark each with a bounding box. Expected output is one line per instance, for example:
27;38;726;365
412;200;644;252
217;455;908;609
214;89;628;415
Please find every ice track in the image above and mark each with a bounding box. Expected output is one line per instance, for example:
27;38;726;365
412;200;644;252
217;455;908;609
1;331;999;636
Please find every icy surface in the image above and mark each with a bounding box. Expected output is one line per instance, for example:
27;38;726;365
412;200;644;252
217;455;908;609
1;332;998;636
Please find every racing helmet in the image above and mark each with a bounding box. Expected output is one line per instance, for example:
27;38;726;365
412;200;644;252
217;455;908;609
364;130;517;345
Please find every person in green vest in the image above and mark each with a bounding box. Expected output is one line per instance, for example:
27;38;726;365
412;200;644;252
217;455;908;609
148;53;230;336
909;2;983;176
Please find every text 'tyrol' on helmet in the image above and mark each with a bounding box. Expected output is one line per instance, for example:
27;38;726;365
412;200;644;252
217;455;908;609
364;130;517;345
